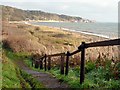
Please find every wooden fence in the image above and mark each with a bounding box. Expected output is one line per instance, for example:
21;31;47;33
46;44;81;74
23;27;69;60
32;38;120;84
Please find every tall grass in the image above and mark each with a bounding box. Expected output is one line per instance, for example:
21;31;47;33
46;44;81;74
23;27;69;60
2;49;46;89
2;53;24;88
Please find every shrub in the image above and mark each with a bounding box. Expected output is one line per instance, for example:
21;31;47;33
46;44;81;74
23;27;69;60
85;61;96;73
2;40;12;51
35;27;40;31
114;62;120;79
52;34;67;38
72;66;80;77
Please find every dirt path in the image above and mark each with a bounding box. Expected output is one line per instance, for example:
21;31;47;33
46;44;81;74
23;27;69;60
15;60;69;88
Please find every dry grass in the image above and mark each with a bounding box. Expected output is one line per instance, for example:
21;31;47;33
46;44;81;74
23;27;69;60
2;21;119;61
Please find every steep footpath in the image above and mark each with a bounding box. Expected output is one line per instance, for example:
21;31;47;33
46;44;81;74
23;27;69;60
15;60;69;88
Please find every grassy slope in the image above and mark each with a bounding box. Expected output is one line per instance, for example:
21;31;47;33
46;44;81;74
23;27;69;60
2;52;25;88
0;43;2;89
2;49;45;89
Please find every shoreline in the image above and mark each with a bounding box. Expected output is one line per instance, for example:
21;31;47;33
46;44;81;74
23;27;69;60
60;27;111;39
28;22;111;40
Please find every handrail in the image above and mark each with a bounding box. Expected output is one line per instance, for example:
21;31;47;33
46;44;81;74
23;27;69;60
32;38;120;84
69;49;80;56
38;38;120;59
85;38;120;48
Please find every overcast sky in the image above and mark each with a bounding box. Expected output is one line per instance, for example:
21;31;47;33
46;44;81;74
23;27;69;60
0;0;119;22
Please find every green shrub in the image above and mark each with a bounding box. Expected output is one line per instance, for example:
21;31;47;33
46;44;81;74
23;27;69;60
114;62;120;79
72;66;80;77
85;61;96;73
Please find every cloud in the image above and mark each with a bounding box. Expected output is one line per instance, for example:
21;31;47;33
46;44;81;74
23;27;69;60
60;5;69;10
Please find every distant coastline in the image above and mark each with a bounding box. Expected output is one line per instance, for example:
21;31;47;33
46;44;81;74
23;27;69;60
2;5;94;23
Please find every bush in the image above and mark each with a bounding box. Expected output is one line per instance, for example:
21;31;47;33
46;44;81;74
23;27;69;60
17;25;25;28
35;27;40;31
114;62;120;79
85;61;96;73
2;40;12;51
72;66;80;77
2;35;45;53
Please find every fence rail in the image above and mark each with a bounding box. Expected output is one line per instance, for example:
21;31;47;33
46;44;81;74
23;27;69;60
32;38;120;84
69;49;80;56
85;38;120;48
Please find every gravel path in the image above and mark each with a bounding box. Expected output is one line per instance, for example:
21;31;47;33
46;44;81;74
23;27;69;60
16;60;69;88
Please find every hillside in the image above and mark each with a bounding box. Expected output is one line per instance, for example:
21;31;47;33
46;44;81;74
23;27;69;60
2;5;93;22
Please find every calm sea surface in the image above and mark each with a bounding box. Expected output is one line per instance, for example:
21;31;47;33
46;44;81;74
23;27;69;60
31;22;118;39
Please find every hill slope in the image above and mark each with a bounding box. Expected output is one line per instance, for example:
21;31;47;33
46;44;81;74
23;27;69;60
2;5;93;22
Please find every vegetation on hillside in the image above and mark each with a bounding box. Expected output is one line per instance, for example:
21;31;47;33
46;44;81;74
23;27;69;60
2;42;120;89
2;5;92;22
2;51;30;88
3;22;118;61
2;48;45;89
24;54;120;88
2;21;119;89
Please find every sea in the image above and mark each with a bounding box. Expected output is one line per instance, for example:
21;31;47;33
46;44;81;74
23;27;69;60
31;22;118;39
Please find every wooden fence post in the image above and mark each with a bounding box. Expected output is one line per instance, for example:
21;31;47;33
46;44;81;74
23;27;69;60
48;56;51;70
80;42;85;84
40;58;43;69
31;58;34;67
65;51;70;75
35;60;39;68
44;54;47;71
60;55;65;74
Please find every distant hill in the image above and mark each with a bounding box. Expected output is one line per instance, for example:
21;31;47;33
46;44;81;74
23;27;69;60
2;5;94;22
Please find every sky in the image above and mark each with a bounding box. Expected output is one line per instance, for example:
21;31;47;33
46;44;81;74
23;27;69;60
0;0;119;22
